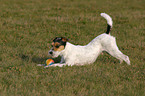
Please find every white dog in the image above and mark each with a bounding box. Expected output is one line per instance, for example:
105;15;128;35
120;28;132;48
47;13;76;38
39;13;130;68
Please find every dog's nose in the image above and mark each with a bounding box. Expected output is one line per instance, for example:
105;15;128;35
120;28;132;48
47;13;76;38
49;51;53;55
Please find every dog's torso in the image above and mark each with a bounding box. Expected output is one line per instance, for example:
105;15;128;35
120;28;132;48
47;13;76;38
60;33;116;66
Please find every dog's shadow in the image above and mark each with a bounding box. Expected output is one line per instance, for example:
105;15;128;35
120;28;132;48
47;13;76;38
19;54;61;64
32;56;61;64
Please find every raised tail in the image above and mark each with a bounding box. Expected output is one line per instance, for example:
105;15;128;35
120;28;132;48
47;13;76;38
101;13;113;34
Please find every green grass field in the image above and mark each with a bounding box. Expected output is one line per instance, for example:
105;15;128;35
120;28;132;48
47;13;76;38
0;0;144;95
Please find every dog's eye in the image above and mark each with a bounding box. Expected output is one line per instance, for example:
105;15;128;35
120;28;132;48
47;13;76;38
55;45;60;48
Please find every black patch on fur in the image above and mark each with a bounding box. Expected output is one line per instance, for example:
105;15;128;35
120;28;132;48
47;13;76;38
53;37;67;47
106;25;111;34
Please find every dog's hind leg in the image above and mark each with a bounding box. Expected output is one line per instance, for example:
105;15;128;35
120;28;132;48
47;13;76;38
102;36;130;65
106;47;130;65
105;40;130;65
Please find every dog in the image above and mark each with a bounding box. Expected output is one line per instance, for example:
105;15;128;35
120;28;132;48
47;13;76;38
39;13;130;68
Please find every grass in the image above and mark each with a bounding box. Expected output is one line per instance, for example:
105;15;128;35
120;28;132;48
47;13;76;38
0;0;144;95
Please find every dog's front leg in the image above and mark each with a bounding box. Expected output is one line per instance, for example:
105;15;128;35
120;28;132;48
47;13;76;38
60;56;65;63
44;63;66;68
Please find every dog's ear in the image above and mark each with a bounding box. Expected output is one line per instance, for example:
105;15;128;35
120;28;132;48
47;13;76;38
61;37;68;42
53;37;57;42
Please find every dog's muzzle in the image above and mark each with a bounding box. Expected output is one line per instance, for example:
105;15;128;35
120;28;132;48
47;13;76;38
48;49;61;58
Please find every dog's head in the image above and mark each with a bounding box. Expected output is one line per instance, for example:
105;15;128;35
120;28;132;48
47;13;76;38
48;37;68;58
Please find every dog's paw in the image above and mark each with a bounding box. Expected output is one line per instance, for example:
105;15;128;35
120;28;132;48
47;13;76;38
37;64;45;66
44;66;49;68
126;56;130;65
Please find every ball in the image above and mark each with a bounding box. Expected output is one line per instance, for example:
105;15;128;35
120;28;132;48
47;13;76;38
46;59;54;66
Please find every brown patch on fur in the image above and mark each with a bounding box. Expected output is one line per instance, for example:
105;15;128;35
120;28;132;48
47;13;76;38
52;42;65;51
61;37;68;42
55;46;64;51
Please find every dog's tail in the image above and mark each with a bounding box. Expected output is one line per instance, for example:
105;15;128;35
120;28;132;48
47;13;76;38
101;13;113;34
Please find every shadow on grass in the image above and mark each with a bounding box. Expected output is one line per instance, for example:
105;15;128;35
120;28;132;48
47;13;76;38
20;54;29;62
19;54;62;64
31;56;61;64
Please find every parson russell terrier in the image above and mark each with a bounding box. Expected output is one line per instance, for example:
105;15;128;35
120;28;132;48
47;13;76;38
38;13;130;68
